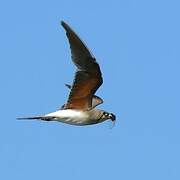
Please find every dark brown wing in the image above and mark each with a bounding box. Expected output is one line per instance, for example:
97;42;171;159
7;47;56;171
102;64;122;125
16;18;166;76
64;84;104;108
61;21;103;110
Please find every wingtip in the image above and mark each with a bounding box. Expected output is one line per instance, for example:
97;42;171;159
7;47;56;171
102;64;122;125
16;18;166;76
61;20;67;28
65;84;71;89
61;20;64;25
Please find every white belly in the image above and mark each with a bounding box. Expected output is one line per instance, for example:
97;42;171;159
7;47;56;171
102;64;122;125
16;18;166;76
45;109;90;125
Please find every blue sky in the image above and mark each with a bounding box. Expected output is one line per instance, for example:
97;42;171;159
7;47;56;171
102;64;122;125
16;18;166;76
0;0;180;179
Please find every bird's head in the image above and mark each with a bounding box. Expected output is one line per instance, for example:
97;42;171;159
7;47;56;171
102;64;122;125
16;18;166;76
101;111;116;122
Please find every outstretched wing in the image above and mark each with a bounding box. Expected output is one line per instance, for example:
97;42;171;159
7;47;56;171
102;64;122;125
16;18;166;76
61;21;103;110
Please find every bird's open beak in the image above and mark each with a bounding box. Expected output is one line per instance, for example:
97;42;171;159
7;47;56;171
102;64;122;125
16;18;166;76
109;113;116;121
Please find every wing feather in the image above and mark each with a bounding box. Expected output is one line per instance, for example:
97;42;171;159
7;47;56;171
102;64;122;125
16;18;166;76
61;21;103;110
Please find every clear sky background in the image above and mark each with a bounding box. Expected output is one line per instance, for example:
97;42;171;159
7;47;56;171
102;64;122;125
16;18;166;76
0;0;180;179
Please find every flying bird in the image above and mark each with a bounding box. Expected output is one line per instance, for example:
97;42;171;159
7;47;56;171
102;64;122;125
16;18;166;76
17;21;116;126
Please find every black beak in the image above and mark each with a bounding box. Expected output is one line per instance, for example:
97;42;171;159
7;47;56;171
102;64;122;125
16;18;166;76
109;113;116;121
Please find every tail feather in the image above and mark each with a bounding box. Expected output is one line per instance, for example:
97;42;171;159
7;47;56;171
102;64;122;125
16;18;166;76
16;116;55;121
16;116;43;120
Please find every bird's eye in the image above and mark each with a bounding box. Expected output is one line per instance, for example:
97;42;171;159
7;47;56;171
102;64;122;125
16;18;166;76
103;112;109;116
